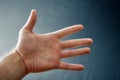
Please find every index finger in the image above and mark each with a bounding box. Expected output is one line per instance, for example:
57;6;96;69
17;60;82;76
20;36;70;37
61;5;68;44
52;25;84;39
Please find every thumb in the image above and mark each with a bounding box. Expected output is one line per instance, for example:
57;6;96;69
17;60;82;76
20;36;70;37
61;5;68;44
23;9;37;32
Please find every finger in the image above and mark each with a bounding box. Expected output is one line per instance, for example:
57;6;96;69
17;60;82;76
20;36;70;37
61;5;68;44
23;9;37;32
52;25;83;39
61;47;91;58
59;62;84;70
61;38;93;49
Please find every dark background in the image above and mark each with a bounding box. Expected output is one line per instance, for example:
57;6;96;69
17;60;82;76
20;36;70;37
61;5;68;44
0;0;120;80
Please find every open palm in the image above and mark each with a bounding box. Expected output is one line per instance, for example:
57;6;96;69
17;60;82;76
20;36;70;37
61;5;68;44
16;10;93;73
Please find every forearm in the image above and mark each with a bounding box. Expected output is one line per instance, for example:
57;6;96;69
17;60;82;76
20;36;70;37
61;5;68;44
0;50;26;80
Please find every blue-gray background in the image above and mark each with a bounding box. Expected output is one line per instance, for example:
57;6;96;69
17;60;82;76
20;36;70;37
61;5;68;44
0;0;120;80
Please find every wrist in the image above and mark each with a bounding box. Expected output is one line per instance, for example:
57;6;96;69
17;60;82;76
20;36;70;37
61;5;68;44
15;50;27;74
11;50;27;78
0;49;26;79
15;49;34;73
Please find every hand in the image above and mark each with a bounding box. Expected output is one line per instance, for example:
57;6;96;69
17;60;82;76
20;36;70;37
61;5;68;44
16;9;93;73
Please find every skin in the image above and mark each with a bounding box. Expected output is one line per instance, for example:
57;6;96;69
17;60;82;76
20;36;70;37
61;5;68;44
0;9;93;80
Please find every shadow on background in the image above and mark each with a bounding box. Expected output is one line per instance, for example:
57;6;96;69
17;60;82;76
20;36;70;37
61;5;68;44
0;0;120;80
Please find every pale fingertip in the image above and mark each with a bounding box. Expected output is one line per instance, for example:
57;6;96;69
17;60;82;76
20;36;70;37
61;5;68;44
75;64;85;70
73;24;84;30
73;24;84;27
31;9;37;17
31;9;37;13
80;65;85;70
87;38;93;44
84;47;91;53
